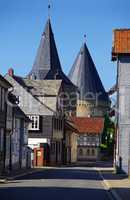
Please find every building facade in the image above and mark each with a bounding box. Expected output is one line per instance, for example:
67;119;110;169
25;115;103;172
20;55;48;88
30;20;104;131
5;71;65;166
5;91;31;171
71;117;104;161
0;74;12;174
112;29;130;174
64;119;78;164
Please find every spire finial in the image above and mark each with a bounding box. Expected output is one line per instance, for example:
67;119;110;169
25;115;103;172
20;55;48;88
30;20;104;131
48;0;51;19
84;34;87;43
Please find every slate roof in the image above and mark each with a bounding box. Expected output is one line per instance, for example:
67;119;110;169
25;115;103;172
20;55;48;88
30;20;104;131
112;29;130;61
65;119;79;133
14;106;30;122
68;43;109;102
5;74;56;114
29;19;76;88
13;76;62;96
108;84;117;95
0;74;12;88
71;117;104;134
22;79;62;96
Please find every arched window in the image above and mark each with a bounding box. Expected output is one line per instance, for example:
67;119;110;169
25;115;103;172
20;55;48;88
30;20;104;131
92;149;95;156
87;149;90;156
79;148;83;156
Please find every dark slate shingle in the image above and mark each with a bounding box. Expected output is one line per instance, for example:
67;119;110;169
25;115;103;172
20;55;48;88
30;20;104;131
29;19;76;88
68;43;109;102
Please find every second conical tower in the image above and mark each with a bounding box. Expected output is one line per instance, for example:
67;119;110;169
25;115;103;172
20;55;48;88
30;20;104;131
68;42;110;117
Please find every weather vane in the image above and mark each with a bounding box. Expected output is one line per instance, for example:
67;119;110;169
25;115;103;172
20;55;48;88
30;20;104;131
48;0;52;18
84;34;87;43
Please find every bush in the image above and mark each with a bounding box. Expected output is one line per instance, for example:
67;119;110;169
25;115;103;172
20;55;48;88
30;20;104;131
100;144;107;150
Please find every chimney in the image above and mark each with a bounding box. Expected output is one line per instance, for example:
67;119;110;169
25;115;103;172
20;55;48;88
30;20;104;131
8;68;14;77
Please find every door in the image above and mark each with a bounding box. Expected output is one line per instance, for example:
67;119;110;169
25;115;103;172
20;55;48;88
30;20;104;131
34;148;44;167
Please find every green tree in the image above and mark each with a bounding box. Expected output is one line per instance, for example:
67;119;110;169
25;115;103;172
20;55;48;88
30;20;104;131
101;114;115;156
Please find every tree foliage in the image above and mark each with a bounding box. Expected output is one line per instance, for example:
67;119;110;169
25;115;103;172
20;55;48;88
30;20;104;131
101;114;115;156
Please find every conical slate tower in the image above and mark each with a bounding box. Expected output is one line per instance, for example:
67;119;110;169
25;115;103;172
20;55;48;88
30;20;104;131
68;43;109;117
28;18;77;115
29;19;73;85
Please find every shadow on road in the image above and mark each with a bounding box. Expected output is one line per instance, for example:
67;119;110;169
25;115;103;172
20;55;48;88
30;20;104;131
102;172;128;180
14;168;102;181
0;187;110;200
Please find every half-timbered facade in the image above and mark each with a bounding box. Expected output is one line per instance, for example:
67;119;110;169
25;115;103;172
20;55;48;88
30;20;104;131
71;117;104;161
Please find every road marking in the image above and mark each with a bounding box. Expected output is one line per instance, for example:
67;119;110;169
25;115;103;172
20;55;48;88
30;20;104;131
96;168;122;200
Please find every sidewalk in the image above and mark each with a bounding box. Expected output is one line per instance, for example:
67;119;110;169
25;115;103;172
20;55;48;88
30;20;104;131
99;169;130;200
0;168;42;183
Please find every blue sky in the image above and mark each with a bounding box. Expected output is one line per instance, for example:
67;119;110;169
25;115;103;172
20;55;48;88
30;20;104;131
0;0;130;90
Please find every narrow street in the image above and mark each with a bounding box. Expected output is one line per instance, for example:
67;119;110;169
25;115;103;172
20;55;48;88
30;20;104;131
0;167;112;200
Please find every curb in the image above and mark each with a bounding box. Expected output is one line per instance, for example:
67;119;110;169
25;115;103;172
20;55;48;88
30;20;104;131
0;168;44;182
7;168;44;180
98;169;122;200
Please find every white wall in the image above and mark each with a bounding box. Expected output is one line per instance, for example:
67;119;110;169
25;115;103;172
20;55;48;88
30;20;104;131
117;56;130;174
28;138;48;149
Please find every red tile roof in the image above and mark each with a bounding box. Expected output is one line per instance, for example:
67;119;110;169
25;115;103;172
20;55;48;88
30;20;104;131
71;117;104;134
112;29;130;61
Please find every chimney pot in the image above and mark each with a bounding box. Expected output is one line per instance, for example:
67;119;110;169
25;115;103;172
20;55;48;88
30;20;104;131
8;68;14;77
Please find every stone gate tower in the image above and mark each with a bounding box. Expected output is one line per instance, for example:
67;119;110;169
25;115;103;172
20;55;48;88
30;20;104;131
68;42;110;117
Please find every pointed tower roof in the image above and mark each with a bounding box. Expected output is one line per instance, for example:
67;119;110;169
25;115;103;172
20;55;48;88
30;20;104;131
68;43;108;102
29;19;74;85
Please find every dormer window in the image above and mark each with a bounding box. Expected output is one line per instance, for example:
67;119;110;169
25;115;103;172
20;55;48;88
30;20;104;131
29;115;40;131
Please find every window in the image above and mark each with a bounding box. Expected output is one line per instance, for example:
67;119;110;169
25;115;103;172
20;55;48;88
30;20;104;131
29;116;40;130
87;149;90;156
79;148;83;156
92;149;95;156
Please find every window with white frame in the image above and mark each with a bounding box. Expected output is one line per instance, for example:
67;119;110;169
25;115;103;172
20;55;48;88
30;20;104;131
29;116;40;130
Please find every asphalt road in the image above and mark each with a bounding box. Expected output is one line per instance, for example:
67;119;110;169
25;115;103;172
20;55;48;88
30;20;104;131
0;167;112;200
